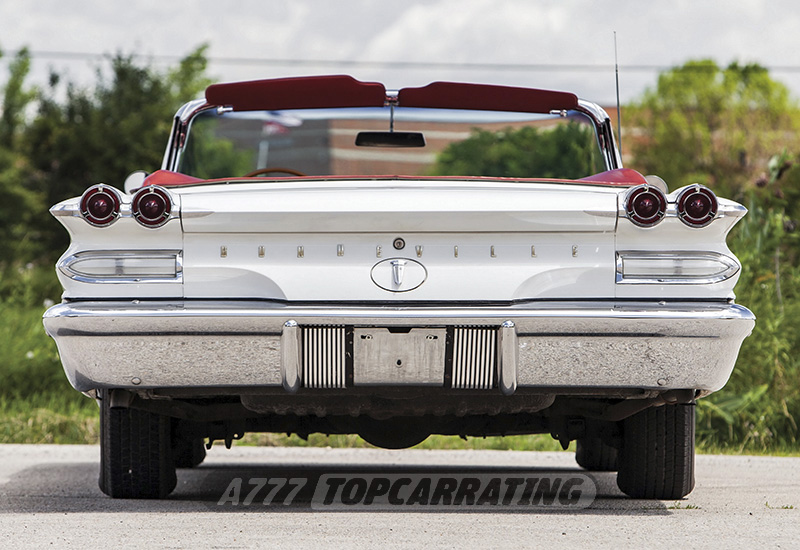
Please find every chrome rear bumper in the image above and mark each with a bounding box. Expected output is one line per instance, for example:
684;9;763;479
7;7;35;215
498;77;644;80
44;300;754;394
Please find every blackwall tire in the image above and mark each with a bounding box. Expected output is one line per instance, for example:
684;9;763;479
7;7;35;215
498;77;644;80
99;394;177;499
575;437;618;471
173;437;207;469
616;403;695;499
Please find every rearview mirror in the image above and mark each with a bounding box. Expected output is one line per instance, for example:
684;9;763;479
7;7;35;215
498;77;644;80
355;132;426;148
123;170;148;193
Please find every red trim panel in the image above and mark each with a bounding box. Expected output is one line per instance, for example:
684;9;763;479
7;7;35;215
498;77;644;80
579;168;647;186
203;76;581;114
205;75;387;111
398;81;579;114
142;170;205;188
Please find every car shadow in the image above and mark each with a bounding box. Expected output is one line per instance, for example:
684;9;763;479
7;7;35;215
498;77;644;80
0;459;671;515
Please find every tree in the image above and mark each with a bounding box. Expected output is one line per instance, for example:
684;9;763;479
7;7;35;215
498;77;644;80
0;47;36;149
431;121;603;179
625;61;800;451
624;60;800;199
0;47;44;264
16;44;212;257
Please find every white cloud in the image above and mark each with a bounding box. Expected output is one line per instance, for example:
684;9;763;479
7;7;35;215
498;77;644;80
1;0;799;105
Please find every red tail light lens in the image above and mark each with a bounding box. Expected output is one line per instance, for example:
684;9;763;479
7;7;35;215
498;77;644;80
79;185;121;227
132;186;173;228
677;185;717;227
624;185;667;227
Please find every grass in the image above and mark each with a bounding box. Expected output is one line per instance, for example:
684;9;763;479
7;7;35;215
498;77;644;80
238;432;572;452
765;502;795;510
0;396;98;444
667;502;701;510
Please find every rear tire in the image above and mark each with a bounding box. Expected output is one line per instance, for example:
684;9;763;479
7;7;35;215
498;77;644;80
99;393;177;499
616;403;695;499
575;437;618;471
173;437;207;468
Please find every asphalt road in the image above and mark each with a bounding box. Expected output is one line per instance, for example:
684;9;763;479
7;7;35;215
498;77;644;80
1;444;798;549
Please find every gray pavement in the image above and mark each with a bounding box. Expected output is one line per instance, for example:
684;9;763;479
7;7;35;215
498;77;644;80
0;444;798;548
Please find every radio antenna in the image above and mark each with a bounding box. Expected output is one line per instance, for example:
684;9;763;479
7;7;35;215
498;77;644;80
614;31;622;154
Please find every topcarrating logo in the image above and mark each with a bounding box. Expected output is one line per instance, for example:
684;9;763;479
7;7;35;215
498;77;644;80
216;472;596;508
312;473;595;509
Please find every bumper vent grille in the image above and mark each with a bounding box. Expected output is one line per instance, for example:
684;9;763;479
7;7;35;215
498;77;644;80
451;327;497;390
302;326;346;389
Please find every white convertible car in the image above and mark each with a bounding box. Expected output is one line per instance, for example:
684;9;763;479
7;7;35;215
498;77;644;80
44;75;754;500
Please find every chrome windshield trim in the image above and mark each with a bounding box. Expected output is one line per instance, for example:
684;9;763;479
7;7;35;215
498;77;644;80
615;250;740;285
165;97;624;174
576;99;621;171
58;250;183;284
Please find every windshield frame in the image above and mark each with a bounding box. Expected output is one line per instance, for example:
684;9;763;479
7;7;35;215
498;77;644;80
162;78;621;176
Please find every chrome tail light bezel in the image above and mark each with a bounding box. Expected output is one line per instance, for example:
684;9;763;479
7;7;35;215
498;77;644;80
624;184;668;228
132;185;174;228
676;185;718;228
79;184;122;227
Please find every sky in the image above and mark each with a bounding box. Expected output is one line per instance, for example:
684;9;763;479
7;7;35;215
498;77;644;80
1;0;799;107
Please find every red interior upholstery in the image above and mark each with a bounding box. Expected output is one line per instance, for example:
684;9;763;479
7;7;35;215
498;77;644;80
204;76;579;115
205;75;387;111
579;168;647;186
398;81;578;114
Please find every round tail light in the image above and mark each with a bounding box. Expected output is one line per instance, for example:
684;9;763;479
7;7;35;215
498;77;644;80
624;185;667;227
677;185;717;228
132;186;173;228
79;185;122;227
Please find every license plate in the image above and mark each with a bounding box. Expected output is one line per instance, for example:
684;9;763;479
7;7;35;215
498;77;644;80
353;328;446;385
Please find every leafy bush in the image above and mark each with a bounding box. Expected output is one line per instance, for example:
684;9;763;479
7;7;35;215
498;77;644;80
697;194;800;452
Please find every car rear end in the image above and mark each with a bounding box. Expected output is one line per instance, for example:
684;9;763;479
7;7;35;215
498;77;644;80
43;77;754;499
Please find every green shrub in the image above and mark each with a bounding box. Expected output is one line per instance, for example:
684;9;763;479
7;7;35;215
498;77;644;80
697;200;800;452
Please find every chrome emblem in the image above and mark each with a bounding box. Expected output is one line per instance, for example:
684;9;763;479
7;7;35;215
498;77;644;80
371;258;427;292
391;259;406;286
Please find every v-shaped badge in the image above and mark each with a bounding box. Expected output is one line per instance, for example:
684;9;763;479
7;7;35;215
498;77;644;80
391;259;407;286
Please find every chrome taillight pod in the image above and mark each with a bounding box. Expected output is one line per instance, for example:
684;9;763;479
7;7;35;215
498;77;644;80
624;184;667;228
79;185;122;227
132;185;173;228
677;185;718;228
